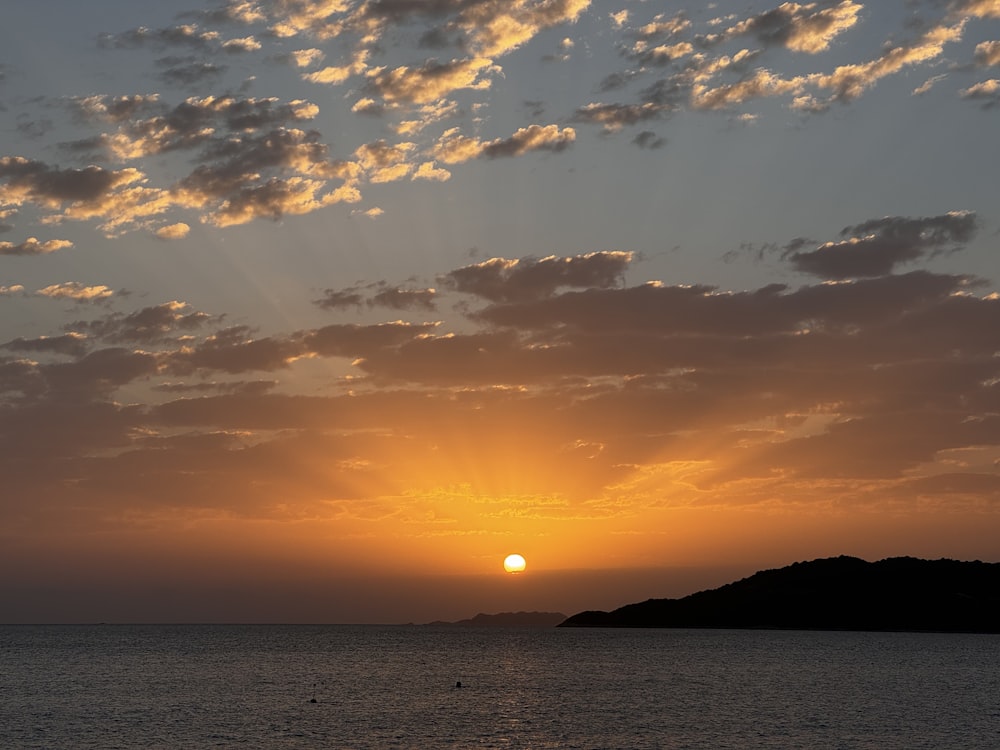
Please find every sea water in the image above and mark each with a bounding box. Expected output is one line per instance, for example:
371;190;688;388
2;625;999;749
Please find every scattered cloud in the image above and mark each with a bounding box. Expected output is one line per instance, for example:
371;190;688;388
434;124;575;164
961;78;1000;104
0;237;73;255
973;40;1000;66
632;131;666;149
155;222;190;240
786;211;978;278
36;282;115;302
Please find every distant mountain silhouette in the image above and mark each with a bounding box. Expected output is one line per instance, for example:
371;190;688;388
559;556;1000;632
427;611;567;627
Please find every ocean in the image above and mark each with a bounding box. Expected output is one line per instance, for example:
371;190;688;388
2;624;998;749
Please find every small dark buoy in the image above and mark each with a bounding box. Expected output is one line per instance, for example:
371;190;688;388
310;698;317;703
455;681;462;688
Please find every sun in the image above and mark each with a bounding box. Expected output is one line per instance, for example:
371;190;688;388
503;553;526;573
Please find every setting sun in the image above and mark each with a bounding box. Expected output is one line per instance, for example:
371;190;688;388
503;554;527;574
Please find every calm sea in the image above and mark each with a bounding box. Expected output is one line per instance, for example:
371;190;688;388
2;624;998;749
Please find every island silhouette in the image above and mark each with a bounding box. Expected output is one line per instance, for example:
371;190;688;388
558;556;1000;632
426;611;568;627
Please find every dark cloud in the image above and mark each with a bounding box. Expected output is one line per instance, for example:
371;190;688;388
41;348;160;400
441;251;633;302
474;270;977;339
156;58;229;86
573;102;665;132
167;325;304;374
151;379;276;396
72;94;161;124
16;117;53;139
787;211;978;278
3;333;89;358
98;24;220;51
370;286;437;311
418;27;455;49
302;322;439;359
0;157;128;204
315;283;436;311
598;71;641;92
68;303;215;344
315;287;366;311
632;130;666;149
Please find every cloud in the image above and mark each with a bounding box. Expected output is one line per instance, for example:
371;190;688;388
205;175;357;227
369;286;437;311
290;48;325;68
960;78;1000;105
0;237;73;255
812;21;966;104
480;124;576;158
632;131;666;149
0;157;141;206
433;124;576;163
412;161;451;181
155;223;190;240
156;58;229;87
98;24;221;51
314;283;436;311
353;140;417;183
168;325;306;375
302;321;440;359
69;302;214;344
315;287;365;311
72;94;163;124
36;282;115;302
3;333;89;358
721;1;862;54
441;251;633;302
460;0;592;58
222;36;262;54
109;93;318;154
0;157;170;236
786;211;978;278
951;0;1000;20
365;57;500;104
303;49;370;85
573;102;666;132
577;3;977;122
973;40;1000;66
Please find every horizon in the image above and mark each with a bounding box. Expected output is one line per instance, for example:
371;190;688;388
3;553;995;625
2;0;999;625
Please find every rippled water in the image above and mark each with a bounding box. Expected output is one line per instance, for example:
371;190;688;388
2;625;999;749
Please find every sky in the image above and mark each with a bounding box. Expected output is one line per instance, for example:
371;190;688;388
1;0;999;624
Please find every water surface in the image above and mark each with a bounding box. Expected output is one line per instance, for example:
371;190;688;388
2;625;998;748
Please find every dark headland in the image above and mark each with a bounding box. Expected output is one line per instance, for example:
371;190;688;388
426;611;567;627
559;556;1000;632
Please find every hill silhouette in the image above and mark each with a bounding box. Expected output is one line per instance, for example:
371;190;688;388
559;556;1000;632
